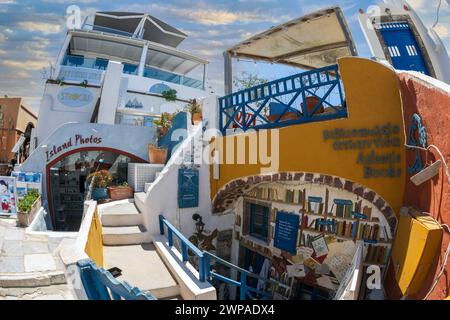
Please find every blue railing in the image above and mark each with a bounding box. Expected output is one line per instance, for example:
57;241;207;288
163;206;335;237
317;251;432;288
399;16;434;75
77;259;156;300
219;64;347;135
159;215;279;300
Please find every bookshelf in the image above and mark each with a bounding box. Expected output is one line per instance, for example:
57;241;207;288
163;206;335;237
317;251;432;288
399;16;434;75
244;184;393;269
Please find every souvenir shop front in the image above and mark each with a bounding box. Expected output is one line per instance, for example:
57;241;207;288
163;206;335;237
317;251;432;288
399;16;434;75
230;173;395;300
47;147;146;231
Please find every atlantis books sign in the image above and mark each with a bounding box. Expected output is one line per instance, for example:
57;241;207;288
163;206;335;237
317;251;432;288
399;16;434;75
46;134;103;162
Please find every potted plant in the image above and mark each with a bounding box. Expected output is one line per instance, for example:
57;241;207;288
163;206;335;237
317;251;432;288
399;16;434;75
87;170;113;201
108;182;134;201
148;113;174;164
17;190;41;227
186;99;202;125
161;89;177;102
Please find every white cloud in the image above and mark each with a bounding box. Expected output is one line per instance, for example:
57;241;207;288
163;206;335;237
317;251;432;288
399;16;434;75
17;21;62;35
0;32;6;43
1;59;50;71
0;0;16;4
143;3;291;26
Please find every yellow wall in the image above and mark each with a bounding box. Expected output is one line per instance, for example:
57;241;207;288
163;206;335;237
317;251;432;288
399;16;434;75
84;207;104;267
210;57;406;214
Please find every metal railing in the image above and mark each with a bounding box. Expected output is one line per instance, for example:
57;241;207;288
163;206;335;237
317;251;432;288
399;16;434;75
219;64;347;135
60;55;203;89
159;215;281;300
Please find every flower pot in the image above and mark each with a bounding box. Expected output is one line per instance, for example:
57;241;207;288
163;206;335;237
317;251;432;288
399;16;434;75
108;186;134;201
302;96;324;115
192;113;203;125
267;112;299;123
17;197;41;227
92;188;109;201
148;144;168;164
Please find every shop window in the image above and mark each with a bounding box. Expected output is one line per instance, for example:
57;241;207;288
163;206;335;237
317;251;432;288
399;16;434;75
249;203;269;241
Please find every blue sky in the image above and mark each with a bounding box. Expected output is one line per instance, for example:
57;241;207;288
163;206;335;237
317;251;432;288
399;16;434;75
0;0;449;113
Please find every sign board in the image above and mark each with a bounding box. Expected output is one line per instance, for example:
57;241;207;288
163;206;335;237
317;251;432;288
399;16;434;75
274;211;299;254
11;172;42;199
58;86;94;108
0;176;17;217
178;168;199;208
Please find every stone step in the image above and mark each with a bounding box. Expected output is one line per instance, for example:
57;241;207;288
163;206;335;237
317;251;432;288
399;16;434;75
134;192;147;214
102;225;150;246
100;200;143;227
103;244;180;300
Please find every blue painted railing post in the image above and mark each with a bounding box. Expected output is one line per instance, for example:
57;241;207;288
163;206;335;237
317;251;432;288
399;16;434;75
240;273;247;300
203;254;211;281
181;243;188;262
168;229;173;247
159;215;164;235
199;255;206;282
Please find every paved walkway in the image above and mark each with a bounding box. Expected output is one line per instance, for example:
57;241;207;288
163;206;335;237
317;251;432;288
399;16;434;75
0;218;75;299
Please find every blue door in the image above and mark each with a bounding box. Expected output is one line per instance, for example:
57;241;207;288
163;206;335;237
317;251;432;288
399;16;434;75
378;22;430;75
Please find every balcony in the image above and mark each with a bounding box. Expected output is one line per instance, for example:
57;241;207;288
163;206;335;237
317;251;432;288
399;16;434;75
59;55;204;90
218;64;347;135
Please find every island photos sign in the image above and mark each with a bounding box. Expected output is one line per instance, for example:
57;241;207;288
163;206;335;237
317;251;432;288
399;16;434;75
46;134;103;162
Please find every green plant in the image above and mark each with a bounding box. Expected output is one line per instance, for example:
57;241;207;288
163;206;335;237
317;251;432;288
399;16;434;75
18;190;40;214
185;99;202;116
80;80;88;88
87;170;113;188
153;112;175;138
161;89;177;102
112;181;130;188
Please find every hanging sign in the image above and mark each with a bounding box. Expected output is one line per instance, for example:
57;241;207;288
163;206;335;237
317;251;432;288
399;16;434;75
178;168;199;208
274;211;299;254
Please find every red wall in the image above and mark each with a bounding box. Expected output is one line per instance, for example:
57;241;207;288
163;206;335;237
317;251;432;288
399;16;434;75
399;73;450;300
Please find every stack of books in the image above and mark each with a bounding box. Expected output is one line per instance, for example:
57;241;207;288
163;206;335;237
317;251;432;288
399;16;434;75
365;244;390;264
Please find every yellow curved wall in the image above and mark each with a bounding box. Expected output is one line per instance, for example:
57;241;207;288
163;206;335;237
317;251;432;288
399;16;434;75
84;207;104;267
210;57;406;214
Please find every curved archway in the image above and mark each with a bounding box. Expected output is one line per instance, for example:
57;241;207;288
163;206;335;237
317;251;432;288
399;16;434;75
212;172;398;233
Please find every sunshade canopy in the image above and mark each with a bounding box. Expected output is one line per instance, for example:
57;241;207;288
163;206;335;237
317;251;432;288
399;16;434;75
226;7;357;70
93;12;187;48
69;31;208;75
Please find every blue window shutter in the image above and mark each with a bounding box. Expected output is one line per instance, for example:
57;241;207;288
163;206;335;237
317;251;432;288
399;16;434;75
178;168;199;208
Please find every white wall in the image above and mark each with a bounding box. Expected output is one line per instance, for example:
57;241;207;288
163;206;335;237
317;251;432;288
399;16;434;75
141;121;233;241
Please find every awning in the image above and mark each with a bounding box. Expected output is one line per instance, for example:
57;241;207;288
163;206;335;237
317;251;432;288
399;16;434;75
93;12;187;48
225;7;357;70
12;135;26;153
70;31;208;75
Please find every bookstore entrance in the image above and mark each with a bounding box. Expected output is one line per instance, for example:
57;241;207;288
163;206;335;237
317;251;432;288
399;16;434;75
48;148;144;231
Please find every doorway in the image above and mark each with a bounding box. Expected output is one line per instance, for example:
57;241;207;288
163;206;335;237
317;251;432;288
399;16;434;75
47;149;143;231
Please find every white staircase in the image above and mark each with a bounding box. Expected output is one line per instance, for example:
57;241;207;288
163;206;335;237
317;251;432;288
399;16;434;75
101;200;150;246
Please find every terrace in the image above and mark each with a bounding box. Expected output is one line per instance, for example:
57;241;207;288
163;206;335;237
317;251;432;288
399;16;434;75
219;64;347;135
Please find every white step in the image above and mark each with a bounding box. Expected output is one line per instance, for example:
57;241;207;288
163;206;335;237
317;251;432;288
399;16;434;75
134;192;147;214
103;244;180;300
101;201;143;227
102;225;150;246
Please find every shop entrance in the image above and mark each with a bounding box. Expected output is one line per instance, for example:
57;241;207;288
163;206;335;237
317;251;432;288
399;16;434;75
48;149;144;231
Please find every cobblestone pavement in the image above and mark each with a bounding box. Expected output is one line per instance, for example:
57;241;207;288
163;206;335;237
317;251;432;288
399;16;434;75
0;218;76;300
0;284;74;300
